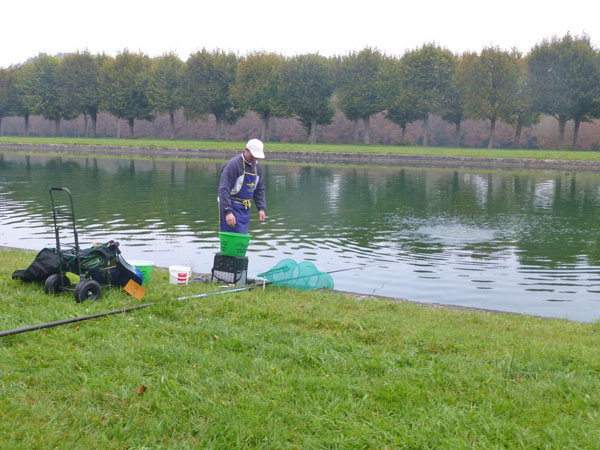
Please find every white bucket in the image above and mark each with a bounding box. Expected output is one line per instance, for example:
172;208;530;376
169;265;192;285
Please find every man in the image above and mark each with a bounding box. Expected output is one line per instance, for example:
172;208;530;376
218;138;266;234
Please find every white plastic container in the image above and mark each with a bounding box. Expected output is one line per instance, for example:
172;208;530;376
169;265;192;285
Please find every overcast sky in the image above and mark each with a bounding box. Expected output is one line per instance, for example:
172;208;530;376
1;0;598;68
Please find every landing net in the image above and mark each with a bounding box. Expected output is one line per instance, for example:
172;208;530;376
257;259;334;290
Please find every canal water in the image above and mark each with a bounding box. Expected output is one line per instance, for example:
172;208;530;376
1;152;600;322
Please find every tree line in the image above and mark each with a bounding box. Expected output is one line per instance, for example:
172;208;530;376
0;33;599;149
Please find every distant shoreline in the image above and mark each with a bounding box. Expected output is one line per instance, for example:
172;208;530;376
2;142;600;172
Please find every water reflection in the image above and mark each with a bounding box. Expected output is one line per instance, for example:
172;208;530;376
1;152;600;321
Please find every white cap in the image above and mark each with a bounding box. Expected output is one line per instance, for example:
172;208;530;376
246;138;265;159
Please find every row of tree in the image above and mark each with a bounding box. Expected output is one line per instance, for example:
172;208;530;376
0;33;599;149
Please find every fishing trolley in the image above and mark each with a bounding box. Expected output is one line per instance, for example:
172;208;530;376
44;187;138;302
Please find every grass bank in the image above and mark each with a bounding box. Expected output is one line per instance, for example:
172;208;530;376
1;248;599;448
2;136;600;162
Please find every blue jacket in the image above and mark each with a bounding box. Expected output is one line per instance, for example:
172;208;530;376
218;153;266;214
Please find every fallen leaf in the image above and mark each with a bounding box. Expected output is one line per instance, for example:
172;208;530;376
103;392;118;398
25;397;36;405
40;331;46;338
75;326;80;331
136;385;147;395
213;335;220;340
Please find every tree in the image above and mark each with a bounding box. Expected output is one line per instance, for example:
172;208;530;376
17;54;78;136
528;34;600;149
182;49;240;140
440;54;465;147
383;57;422;143
400;44;456;146
231;52;288;141
99;50;153;138
386;92;422;144
507;55;540;148
336;48;387;144
281;54;335;144
0;68;12;135
146;53;184;139
457;48;519;149
336;93;363;144
7;65;33;136
58;51;106;137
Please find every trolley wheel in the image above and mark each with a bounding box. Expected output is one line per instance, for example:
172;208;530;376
74;280;102;303
44;273;71;295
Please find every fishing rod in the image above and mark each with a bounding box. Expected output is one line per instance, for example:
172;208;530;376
171;285;251;301
0;285;254;338
1;263;384;337
0;303;153;338
326;263;386;274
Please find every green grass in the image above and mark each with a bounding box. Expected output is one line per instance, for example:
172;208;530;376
1;248;600;448
2;136;600;161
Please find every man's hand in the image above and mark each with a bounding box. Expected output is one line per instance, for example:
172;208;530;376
258;210;266;222
226;213;236;227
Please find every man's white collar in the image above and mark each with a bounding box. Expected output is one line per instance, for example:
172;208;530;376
241;152;255;165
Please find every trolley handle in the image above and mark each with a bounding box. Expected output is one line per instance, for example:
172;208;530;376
50;186;72;193
49;186;75;212
48;186;80;276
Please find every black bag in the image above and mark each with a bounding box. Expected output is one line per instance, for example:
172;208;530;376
12;248;61;283
61;242;119;274
88;255;143;287
12;241;134;286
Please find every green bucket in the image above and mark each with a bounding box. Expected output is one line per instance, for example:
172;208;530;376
128;259;154;286
219;232;252;257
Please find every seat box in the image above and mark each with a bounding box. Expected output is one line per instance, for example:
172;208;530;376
211;253;248;287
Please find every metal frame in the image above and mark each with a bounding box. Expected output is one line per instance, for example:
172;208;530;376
49;186;82;292
48;186;116;301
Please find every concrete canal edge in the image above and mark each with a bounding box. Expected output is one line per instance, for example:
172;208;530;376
2;142;600;172
1;245;561;322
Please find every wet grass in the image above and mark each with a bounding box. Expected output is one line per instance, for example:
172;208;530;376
1;248;600;448
2;136;600;161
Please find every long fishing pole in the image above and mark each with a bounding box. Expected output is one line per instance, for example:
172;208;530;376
0;286;254;338
171;285;252;301
326;263;386;274
1;264;383;337
0;303;154;338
